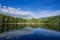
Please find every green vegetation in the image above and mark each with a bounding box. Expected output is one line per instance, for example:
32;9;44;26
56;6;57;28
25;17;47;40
0;14;60;33
0;14;26;33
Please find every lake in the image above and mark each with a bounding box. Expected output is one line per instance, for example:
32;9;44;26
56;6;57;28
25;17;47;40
0;27;60;40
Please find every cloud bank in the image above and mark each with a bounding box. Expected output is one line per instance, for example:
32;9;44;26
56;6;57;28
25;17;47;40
0;4;35;18
37;10;60;18
0;4;60;18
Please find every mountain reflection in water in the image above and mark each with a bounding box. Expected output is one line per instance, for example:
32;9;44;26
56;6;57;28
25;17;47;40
0;27;60;40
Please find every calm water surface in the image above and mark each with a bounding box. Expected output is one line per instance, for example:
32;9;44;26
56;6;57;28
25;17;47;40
0;27;60;40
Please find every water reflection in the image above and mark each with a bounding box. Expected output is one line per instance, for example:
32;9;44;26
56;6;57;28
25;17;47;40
0;23;60;33
0;28;60;40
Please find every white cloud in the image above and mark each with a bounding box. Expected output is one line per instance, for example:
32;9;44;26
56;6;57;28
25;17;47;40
0;4;35;18
0;4;60;18
37;10;60;18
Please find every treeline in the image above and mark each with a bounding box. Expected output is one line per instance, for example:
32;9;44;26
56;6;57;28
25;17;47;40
0;14;26;23
0;14;26;33
0;14;60;33
40;15;60;24
40;15;60;31
27;15;60;31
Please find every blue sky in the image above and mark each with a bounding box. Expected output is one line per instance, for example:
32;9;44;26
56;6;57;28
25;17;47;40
0;0;60;18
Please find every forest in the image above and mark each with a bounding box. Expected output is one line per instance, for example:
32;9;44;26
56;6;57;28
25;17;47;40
0;14;60;33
